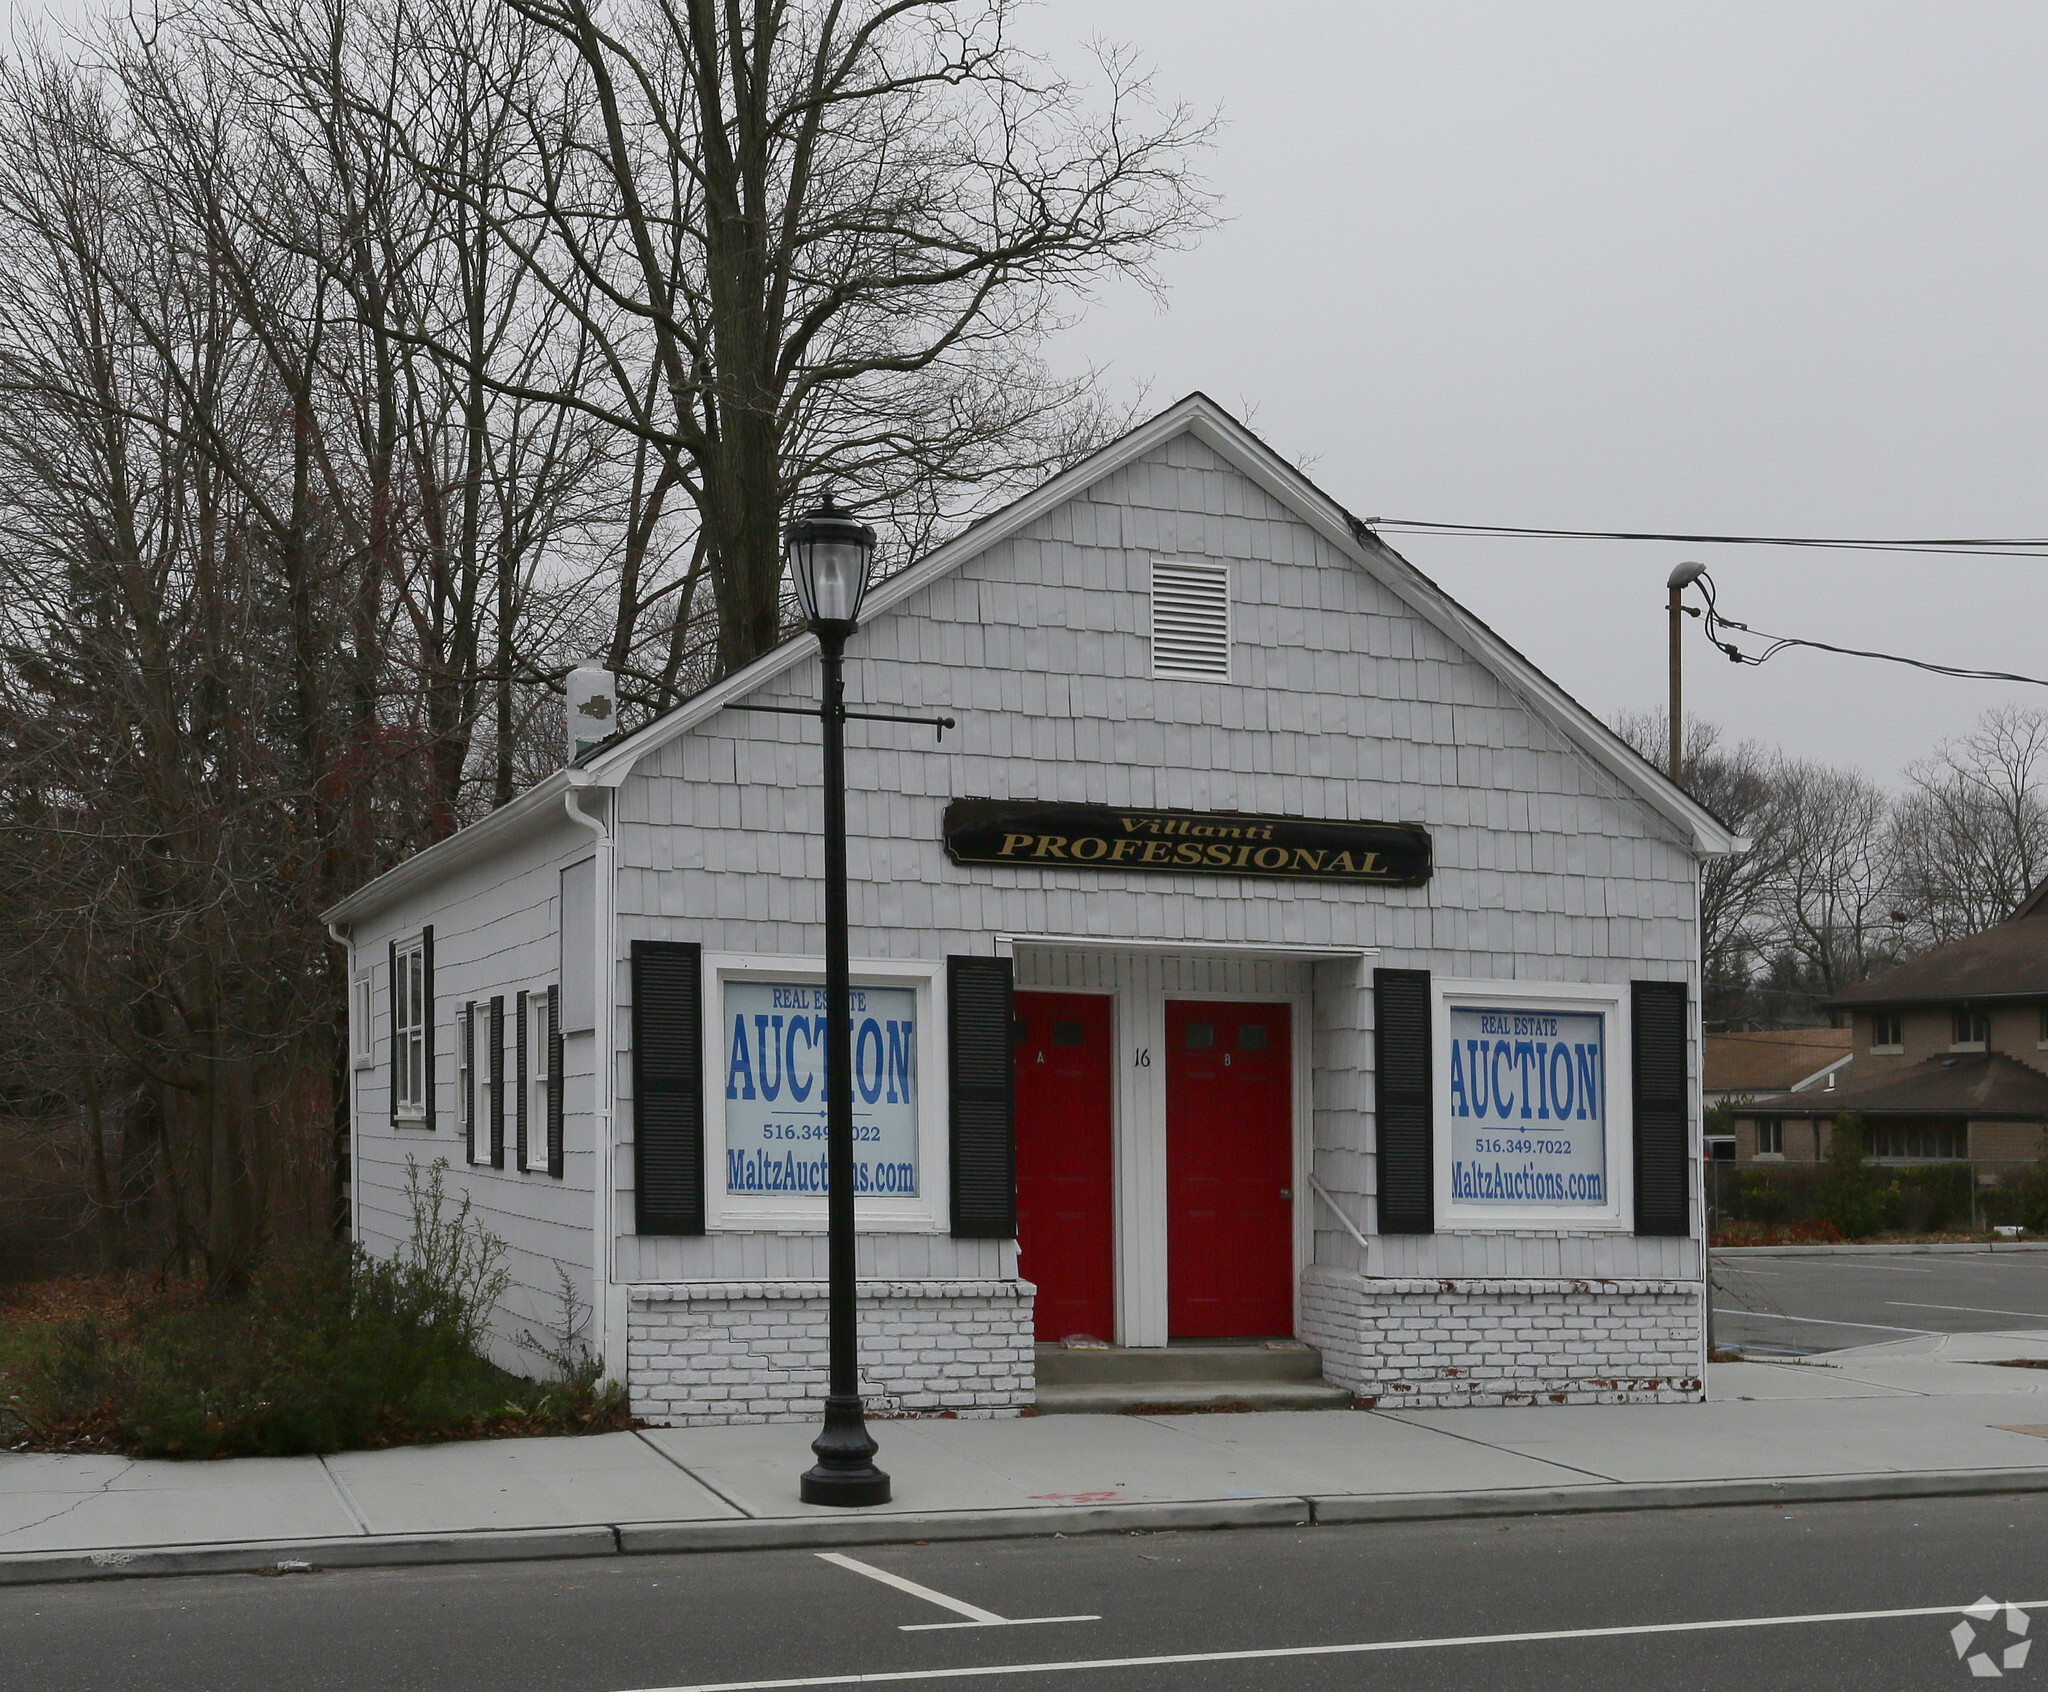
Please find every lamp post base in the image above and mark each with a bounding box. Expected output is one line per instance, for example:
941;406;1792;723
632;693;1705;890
800;1395;891;1506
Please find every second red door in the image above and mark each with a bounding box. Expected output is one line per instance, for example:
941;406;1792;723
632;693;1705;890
1166;1000;1295;1338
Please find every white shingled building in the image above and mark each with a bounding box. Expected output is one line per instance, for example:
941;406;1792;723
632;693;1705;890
323;393;1738;1425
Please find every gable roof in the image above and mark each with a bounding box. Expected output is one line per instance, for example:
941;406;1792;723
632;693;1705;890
1829;914;2048;1008
1705;1029;1853;1095
1740;1051;2048;1121
325;392;1739;927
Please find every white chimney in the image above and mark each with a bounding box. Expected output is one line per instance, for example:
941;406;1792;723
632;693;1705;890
566;660;617;763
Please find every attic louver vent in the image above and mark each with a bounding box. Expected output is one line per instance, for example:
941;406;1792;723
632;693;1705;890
1150;560;1231;681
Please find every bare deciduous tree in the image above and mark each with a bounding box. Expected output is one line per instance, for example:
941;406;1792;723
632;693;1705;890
1891;705;2048;945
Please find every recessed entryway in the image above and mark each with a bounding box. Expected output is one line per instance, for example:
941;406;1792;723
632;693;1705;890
1165;1000;1295;1338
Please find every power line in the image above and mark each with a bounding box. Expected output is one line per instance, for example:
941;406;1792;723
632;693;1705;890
1689;571;2048;690
1366;518;2048;559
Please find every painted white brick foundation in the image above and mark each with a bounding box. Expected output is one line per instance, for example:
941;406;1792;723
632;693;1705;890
627;1279;1035;1425
1300;1266;1705;1408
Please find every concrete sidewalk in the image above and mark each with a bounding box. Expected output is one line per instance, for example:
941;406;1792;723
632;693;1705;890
12;1329;2048;1585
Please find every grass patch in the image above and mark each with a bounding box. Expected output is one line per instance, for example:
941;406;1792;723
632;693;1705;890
1;1159;632;1458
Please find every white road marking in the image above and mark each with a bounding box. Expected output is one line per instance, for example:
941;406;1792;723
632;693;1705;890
1713;1308;1933;1334
815;1553;1097;1633
622;1596;2048;1692
1889;1301;2048;1321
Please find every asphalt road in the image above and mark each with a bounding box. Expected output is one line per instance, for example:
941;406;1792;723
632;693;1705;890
1711;1249;2048;1355
6;1494;2048;1692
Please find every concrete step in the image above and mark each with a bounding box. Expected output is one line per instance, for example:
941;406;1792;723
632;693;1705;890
1032;1379;1356;1415
1036;1340;1326;1387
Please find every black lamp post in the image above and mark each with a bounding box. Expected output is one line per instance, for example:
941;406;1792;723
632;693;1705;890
787;496;891;1509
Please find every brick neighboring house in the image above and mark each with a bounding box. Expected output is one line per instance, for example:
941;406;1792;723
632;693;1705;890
1704;1029;1852;1162
1730;880;2048;1169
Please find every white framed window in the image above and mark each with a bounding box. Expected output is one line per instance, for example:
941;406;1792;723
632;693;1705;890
1431;977;1633;1232
351;977;374;1069
704;952;945;1232
1755;1120;1783;1157
394;941;427;1118
1952;1008;1988;1051
1871;1011;1903;1051
523;990;551;1173
1150;559;1232;681
462;1001;497;1164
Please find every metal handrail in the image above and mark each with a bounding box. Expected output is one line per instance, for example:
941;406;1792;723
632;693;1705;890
1308;1175;1371;1252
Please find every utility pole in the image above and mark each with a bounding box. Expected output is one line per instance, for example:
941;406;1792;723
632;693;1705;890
1667;561;1706;782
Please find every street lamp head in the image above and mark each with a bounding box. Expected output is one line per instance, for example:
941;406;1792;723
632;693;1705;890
786;494;878;635
1667;559;1707;591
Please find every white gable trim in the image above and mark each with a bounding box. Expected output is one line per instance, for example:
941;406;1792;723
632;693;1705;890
326;392;1736;924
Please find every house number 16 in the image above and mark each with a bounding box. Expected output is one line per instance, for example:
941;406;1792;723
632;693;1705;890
1134;1048;1151;1067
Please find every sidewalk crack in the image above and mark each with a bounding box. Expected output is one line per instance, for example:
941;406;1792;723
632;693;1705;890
631;1430;758;1518
1370;1412;1620;1484
317;1457;374;1534
3;1457;135;1543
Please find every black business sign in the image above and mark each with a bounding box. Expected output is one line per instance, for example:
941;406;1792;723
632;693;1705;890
942;799;1432;887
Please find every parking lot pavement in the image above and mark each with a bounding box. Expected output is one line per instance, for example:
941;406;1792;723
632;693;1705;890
1711;1248;2048;1355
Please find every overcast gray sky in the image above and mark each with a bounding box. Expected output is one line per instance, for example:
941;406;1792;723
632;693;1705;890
1021;1;2048;784
10;0;2044;784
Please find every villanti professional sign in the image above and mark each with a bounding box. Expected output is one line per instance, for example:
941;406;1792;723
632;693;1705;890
1446;1005;1607;1209
722;981;918;1198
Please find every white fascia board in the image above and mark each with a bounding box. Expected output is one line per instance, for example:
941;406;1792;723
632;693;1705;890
575;396;1229;784
321;767;600;928
1174;410;1740;861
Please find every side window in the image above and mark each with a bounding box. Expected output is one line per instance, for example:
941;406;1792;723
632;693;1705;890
352;977;374;1069
393;940;427;1118
1871;1012;1902;1050
1952;1008;1988;1048
525;991;553;1172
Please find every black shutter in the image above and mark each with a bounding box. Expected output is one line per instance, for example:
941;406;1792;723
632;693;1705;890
388;938;399;1127
546;984;564;1179
948;955;1015;1238
633;941;704;1234
1373;968;1434;1234
1632;980;1690;1236
515;989;529;1172
489;996;506;1169
421;927;435;1130
462;1003;477;1163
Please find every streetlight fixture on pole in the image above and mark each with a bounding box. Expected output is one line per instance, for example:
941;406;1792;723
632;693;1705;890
1667;561;1706;783
785;495;892;1509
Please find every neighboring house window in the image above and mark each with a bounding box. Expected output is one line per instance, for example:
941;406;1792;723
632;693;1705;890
1865;1122;1967;1160
1871;1012;1902;1050
1952;1008;1989;1049
1150;559;1232;681
393;940;427;1118
2038;1004;2048;1047
1756;1121;1783;1155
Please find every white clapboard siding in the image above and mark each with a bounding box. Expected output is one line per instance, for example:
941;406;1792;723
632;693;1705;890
351;809;601;1374
609;423;1700;1289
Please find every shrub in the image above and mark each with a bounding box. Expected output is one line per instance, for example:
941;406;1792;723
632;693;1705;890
8;1158;630;1457
1815;1115;1884;1240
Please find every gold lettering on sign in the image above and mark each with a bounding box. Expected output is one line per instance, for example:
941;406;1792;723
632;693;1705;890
999;833;1034;857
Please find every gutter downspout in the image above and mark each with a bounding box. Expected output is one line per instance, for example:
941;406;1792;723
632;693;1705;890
326;921;360;1247
564;782;625;1384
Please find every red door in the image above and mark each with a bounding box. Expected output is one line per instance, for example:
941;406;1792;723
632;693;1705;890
1014;992;1115;1342
1166;1000;1294;1337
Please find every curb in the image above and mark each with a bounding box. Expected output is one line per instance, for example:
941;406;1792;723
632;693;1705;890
1307;1467;2048;1524
1713;1243;2048;1258
0;1525;618;1588
12;1470;2048;1586
620;1497;1307;1555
